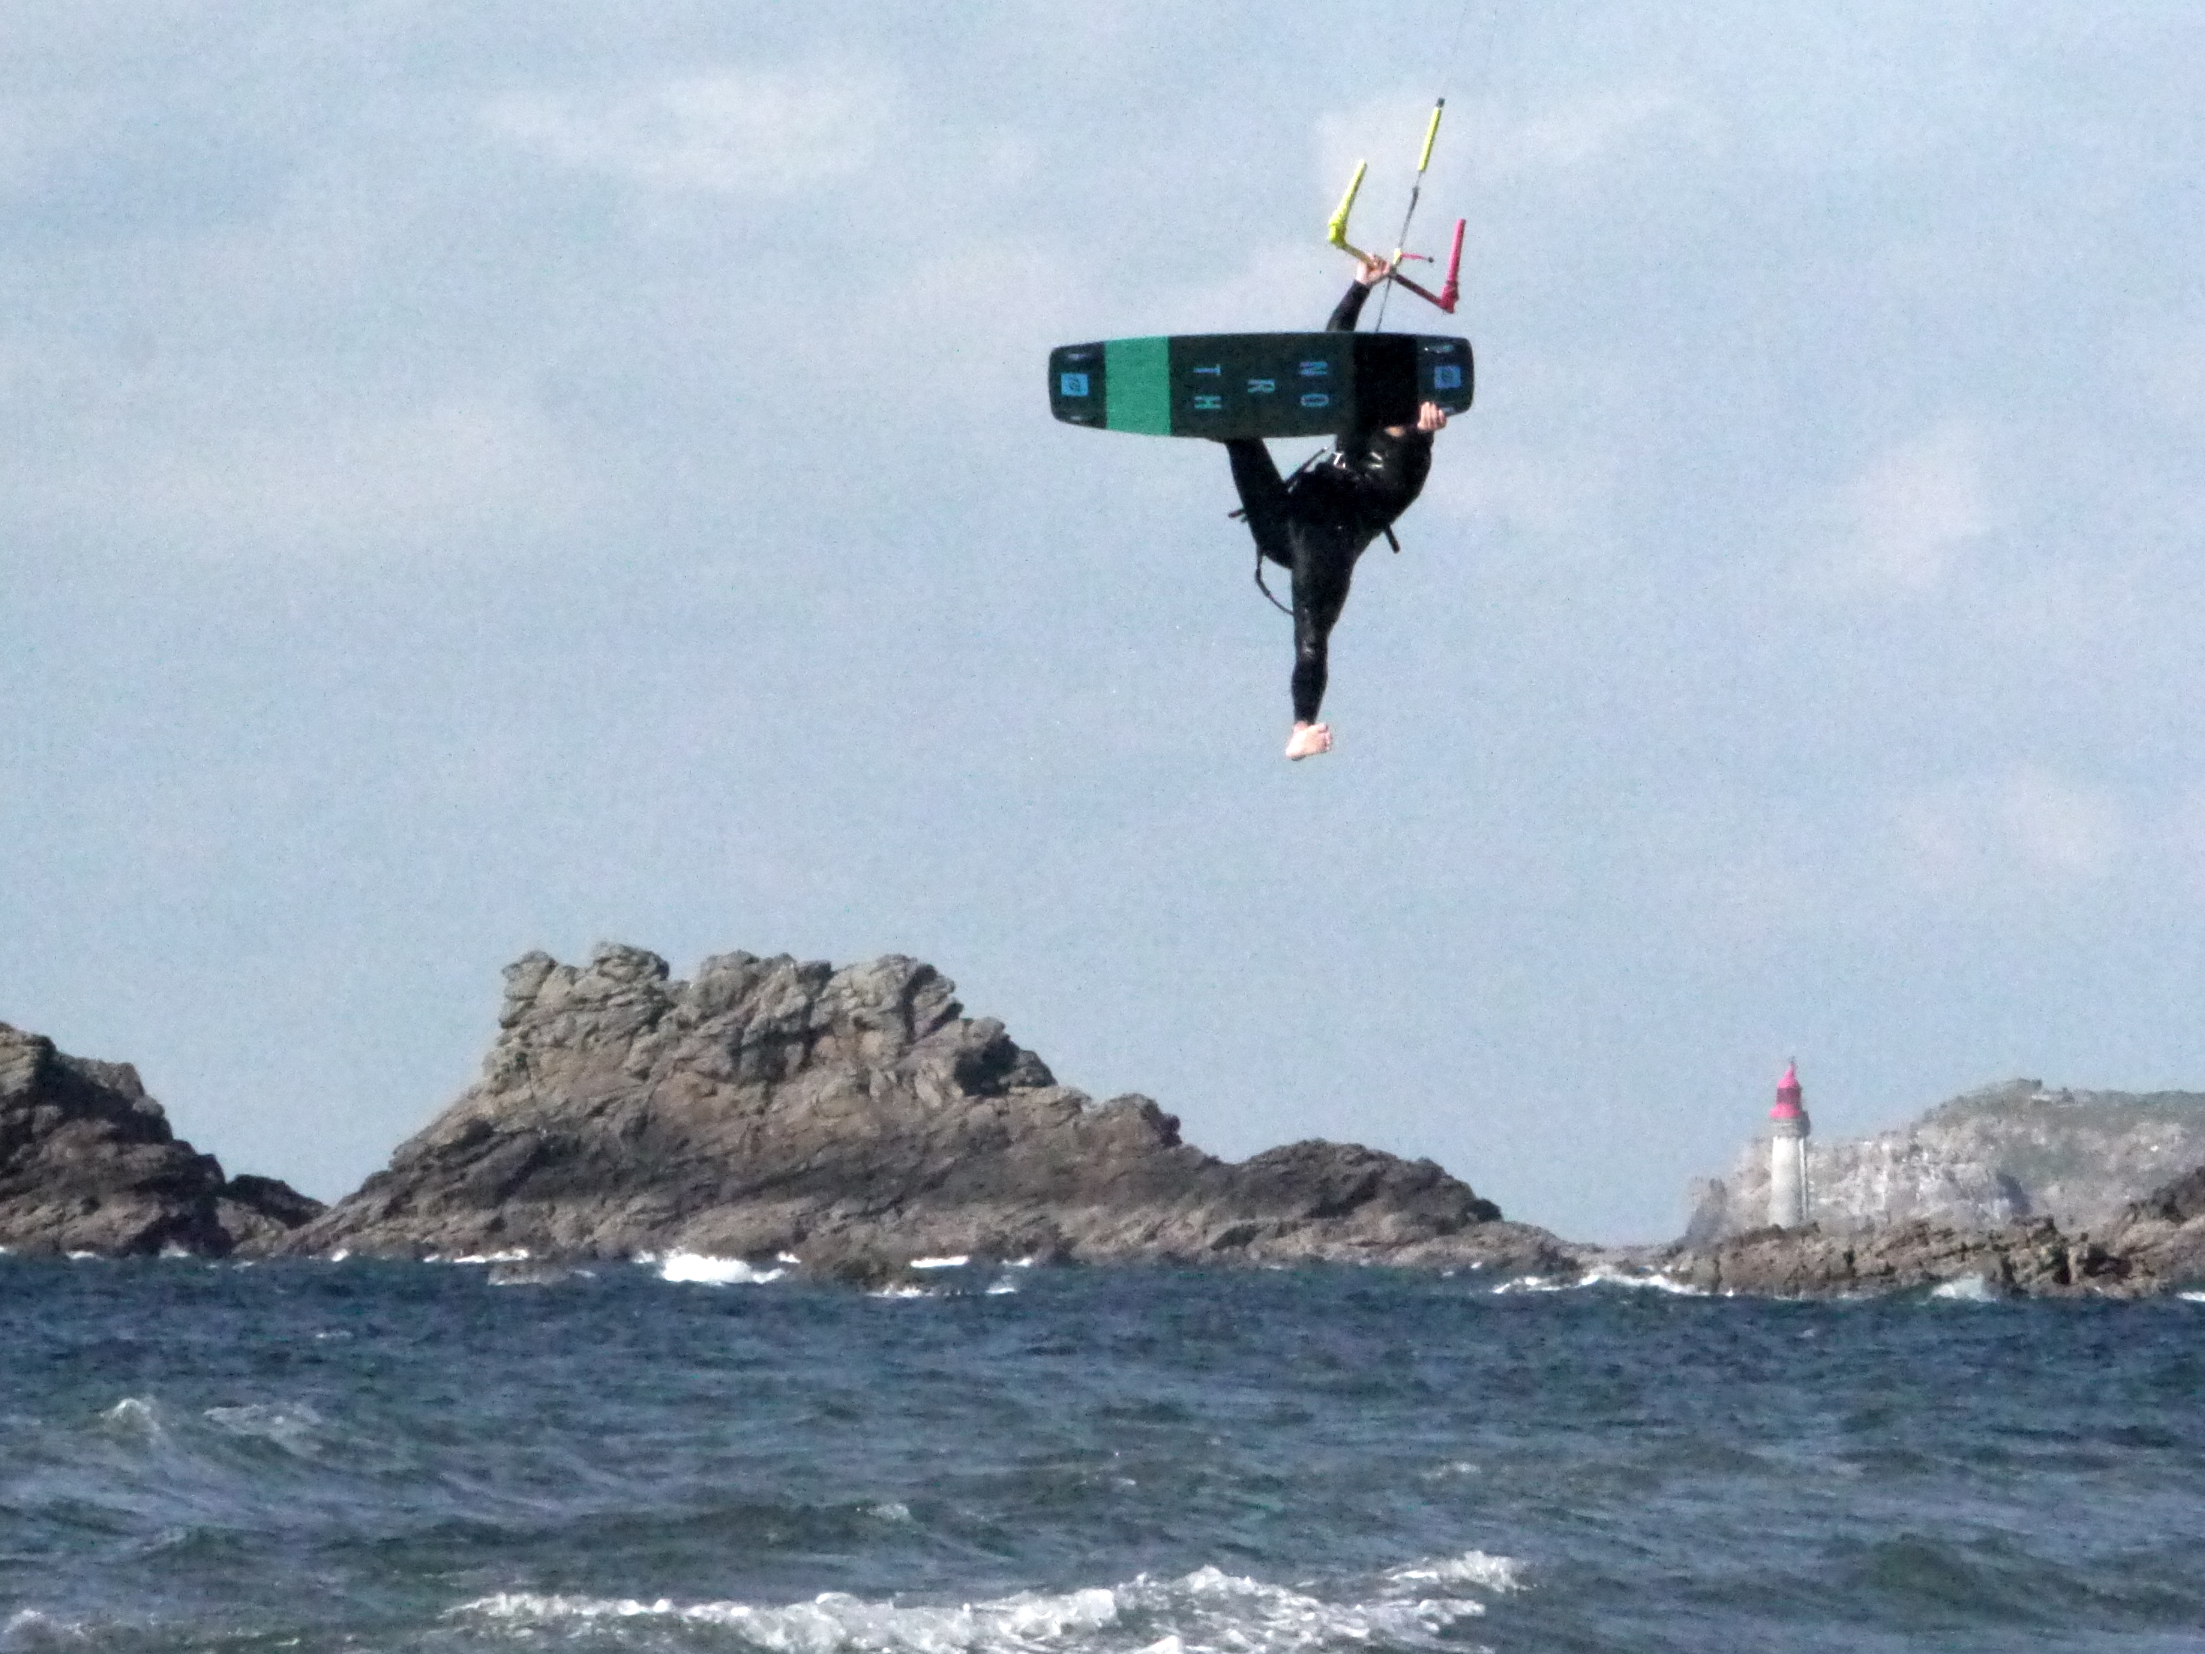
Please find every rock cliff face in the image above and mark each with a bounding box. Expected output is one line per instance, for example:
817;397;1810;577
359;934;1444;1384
284;944;1570;1273
1684;1080;2205;1245
1664;1154;2205;1299
0;1022;324;1255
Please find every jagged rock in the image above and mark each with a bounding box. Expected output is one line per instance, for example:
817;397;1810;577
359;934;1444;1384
0;1022;324;1256
2078;1163;2205;1289
1685;1079;2205;1244
284;944;1568;1274
1660;1155;2205;1299
1668;1218;2126;1298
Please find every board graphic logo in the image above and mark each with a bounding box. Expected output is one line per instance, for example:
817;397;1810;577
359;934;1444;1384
1299;393;1331;408
1058;372;1091;398
1247;378;1276;394
1299;360;1330;377
1192;394;1224;412
1431;364;1462;391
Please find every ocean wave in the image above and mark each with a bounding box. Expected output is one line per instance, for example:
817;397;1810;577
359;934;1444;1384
1380;1552;1523;1594
1928;1275;2000;1302
203;1402;323;1454
96;1398;162;1441
1491;1264;1701;1297
452;1554;1520;1653
488;1261;595;1287
2;1609;89;1650
651;1253;788;1286
910;1255;970;1270
456;1582;1119;1648
1417;1461;1480;1482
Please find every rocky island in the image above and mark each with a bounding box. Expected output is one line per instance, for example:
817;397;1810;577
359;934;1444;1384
279;944;1575;1277
1684;1079;2205;1244
10;946;2205;1297
0;1021;322;1255
1662;1078;2205;1297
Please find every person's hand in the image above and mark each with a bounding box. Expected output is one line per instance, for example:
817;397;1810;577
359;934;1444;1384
1416;401;1449;433
1353;253;1393;287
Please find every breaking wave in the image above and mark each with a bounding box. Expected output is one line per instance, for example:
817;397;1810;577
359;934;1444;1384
1491;1264;1702;1296
453;1552;1519;1654
653;1253;788;1286
1928;1275;2001;1302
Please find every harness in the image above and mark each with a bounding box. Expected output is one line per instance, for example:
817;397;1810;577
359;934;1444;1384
1231;449;1403;618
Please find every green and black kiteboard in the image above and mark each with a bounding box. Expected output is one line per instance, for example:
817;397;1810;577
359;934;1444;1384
1048;332;1472;440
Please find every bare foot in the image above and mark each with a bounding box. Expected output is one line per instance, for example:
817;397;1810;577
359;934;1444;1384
1284;722;1332;760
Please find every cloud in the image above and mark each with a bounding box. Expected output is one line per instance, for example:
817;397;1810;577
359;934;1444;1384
486;65;893;196
1492;87;1695;176
2140;320;2205;426
1421;441;1614;542
1889;764;2126;893
1316;84;1694;203
13;393;594;559
1818;418;1990;596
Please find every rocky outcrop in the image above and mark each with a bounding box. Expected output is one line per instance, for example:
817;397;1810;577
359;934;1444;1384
1668;1218;2139;1298
1662;1158;2205;1299
283;944;1571;1274
0;1022;324;1256
1684;1079;2205;1245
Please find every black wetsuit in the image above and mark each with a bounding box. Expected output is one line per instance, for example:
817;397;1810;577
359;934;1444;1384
1226;281;1435;725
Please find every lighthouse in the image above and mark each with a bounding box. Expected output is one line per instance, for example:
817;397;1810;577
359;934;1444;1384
1769;1061;1811;1228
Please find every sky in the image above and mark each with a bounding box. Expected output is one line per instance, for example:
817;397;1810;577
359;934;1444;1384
6;2;2205;1243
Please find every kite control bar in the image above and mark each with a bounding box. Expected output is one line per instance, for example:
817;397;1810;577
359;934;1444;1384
1325;99;1463;314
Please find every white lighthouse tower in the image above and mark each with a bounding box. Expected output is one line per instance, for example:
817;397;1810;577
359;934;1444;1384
1768;1060;1811;1229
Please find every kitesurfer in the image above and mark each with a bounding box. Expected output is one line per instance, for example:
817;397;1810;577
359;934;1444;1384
1223;254;1449;760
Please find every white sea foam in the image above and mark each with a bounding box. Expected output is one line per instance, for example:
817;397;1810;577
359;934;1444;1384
910;1255;970;1270
1382;1552;1525;1594
986;1277;1019;1296
2179;1290;2205;1303
1418;1461;1480;1481
1492;1264;1700;1297
1929;1275;1999;1302
450;1249;532;1264
1488;1275;1562;1295
456;1582;1120;1647
1579;1263;1704;1295
654;1252;786;1286
453;1554;1521;1653
97;1398;161;1440
204;1402;323;1453
2;1608;90;1649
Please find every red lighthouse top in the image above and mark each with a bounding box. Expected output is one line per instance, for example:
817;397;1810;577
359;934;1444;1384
1770;1061;1805;1121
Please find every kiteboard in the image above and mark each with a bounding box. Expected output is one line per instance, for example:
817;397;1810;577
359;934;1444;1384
1048;331;1472;441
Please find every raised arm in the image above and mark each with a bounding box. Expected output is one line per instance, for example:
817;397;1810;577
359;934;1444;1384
1325;253;1392;332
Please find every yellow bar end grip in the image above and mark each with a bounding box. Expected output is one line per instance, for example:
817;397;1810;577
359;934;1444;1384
1416;99;1445;175
1327;160;1369;260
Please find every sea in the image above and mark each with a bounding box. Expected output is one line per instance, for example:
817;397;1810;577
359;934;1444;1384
3;1255;2202;1654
